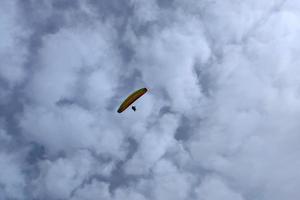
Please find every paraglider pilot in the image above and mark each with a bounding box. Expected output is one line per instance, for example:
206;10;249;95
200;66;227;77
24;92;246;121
132;106;136;111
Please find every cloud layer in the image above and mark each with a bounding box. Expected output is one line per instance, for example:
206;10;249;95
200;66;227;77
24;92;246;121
1;0;300;199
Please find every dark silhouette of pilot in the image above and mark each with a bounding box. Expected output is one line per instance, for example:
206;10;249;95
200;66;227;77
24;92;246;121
132;106;136;111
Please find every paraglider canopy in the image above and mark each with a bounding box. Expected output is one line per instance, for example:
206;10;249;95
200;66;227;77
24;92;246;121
117;88;148;113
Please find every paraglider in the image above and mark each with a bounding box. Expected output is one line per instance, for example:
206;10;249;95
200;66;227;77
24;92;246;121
117;88;148;113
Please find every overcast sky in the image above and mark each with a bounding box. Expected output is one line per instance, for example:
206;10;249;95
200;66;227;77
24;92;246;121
1;0;300;199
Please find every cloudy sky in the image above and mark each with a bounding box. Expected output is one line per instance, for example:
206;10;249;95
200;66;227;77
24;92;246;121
1;0;300;199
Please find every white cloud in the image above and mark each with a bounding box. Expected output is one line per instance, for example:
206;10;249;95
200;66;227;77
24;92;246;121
21;105;125;158
26;22;120;107
0;0;29;104
71;181;111;200
131;0;160;23
195;175;243;200
1;0;300;199
20;15;125;157
0;0;28;86
130;17;210;114
125;114;179;175
150;159;193;200
33;150;112;199
0;152;26;199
